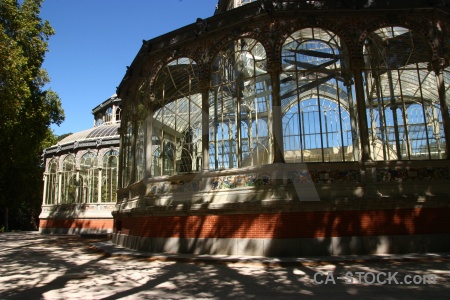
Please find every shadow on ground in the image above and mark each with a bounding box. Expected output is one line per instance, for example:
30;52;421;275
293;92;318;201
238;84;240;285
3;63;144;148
1;232;449;299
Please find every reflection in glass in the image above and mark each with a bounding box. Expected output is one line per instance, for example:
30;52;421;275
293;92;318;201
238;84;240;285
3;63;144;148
281;28;358;162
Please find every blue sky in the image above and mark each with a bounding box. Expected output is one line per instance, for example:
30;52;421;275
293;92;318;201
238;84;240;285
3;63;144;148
40;0;217;136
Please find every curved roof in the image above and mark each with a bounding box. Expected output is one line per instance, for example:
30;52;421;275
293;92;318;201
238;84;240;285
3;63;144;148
58;123;120;145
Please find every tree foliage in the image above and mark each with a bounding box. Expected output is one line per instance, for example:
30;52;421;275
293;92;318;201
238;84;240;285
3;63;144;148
0;0;64;230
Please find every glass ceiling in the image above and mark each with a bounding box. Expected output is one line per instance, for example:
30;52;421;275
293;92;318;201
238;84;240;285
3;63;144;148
281;28;350;114
58;124;120;145
364;27;437;107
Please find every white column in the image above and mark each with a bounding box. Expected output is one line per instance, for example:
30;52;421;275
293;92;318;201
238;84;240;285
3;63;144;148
57;172;62;204
201;81;210;171
76;170;80;203
112;105;117;123
145;105;153;178
269;61;284;163
42;174;48;205
98;168;102;203
353;58;371;161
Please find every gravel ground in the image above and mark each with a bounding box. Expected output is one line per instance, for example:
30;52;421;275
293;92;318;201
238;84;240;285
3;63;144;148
1;232;449;299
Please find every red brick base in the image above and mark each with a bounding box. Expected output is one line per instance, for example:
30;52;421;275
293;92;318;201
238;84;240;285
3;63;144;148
116;207;450;239
40;219;114;232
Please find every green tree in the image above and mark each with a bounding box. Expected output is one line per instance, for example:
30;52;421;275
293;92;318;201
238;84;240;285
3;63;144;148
0;0;64;231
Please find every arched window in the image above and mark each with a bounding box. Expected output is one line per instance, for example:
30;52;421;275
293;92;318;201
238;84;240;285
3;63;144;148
210;38;272;170
152;57;202;176
364;26;446;160
209;122;236;169
248;119;270;166
151;136;161;177
102;150;118;202
79;152;98;203
96;113;103;126
115;106;122;122
46;158;58;204
61;155;76;203
135;104;146;182
163;140;175;175
121;116;133;186
105;107;113;123
281;28;358;163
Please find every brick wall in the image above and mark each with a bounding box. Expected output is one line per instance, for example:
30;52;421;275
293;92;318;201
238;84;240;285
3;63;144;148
40;219;114;230
116;208;450;239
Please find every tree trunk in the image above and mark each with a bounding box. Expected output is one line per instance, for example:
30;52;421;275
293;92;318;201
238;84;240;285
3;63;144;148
4;207;8;232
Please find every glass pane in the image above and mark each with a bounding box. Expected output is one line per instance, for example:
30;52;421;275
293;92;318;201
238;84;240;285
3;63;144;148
364;26;445;160
209;38;271;170
281;28;356;162
102;150;118;202
152;58;202;176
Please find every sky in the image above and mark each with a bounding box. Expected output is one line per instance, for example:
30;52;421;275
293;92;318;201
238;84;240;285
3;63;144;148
40;0;218;136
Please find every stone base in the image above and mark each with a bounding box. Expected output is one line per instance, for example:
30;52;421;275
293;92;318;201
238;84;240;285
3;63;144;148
111;233;450;257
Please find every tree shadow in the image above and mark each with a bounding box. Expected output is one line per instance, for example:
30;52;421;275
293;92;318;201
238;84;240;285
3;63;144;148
2;234;450;299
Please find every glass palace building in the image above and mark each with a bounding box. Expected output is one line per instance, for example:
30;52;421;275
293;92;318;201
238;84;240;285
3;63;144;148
39;95;121;234
46;0;450;256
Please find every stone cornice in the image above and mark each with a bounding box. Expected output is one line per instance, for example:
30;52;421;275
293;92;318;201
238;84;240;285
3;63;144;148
44;138;120;157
